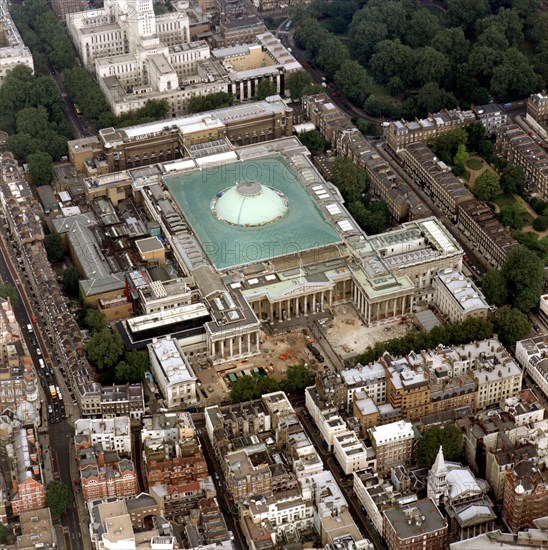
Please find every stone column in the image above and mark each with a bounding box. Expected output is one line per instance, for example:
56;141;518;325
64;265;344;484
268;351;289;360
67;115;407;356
229;338;233;358
269;302;273;322
238;336;242;356
239;81;245;100
247;333;251;354
256;333;260;353
247;80;252;99
312;293;316;313
295;297;300;317
220;340;225;359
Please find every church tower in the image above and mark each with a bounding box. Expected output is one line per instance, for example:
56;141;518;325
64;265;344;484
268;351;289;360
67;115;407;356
427;445;449;505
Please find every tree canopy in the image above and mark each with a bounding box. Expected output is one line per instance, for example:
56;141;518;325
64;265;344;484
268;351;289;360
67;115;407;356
297;0;545;119
62;267;80;298
45;481;72;517
280;364;315;393
299;130;328;155
492;306;531;346
415;425;463;467
85;328;125;373
44;234;64;263
28;151;53;186
473;171;500;202
286;71;320;100
256;79;278;100
188;92;234;114
0;283;18;306
355;317;494;366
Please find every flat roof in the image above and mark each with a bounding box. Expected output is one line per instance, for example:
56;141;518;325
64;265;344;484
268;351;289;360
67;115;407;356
436;269;489;313
164;155;341;270
149;338;197;385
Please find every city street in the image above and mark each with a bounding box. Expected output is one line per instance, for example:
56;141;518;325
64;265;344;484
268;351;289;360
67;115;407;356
0;229;84;549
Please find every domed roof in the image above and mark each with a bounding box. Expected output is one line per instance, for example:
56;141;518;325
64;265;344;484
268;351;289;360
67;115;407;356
212;181;288;227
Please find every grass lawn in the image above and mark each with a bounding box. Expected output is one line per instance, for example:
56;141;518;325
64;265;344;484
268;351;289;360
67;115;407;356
463;170;471;181
466;158;483;170
493;193;518;210
364;80;392;100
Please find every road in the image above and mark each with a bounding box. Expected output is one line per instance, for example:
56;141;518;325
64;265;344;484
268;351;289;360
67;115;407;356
372;141;489;279
296;407;385;550
197;420;246;550
47;64;90;140
0;224;84;549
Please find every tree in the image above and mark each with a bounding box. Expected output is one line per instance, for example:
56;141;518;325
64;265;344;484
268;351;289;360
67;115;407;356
492;306;531;346
45;481;72;517
115;350;149;383
362;95;399;118
187;92;234;113
414;47;449;87
286;71;314;100
350;19;388;64
85;328;124;372
465;122;487;152
429;128;468;165
333;60;370;103
281;364;315;392
256;79;277;100
533;216;548;231
299;130;328;155
415;425;463;467
446;0;490;36
0;522;7;544
27;151;52;185
0;283;18;305
84;308;107;334
473;171;500;202
416;83;457;115
490;48;539;100
432;28;470;65
44;234;64;263
230;375;261;403
405;9;439;48
62;267;80;297
454;143;468;166
370;40;415;86
467;45;500;85
500;164;525;195
16;107;49;137
354;317;494;365
501;246;544;312
481;269;508;306
331;157;368;202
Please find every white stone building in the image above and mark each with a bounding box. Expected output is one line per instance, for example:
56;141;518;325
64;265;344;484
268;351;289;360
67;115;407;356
471;339;522;410
148;336;197;409
333;430;370;475
0;0;34;85
434;268;490;322
515;335;548;400
75;416;132;455
340;362;386;411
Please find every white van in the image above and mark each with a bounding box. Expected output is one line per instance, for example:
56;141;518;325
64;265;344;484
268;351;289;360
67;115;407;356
27;324;33;333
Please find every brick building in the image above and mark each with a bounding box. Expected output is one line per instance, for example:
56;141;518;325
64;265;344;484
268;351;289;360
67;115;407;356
502;460;548;532
383;499;448;550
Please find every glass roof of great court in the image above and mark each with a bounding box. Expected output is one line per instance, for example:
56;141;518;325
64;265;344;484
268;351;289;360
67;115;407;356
164;156;342;270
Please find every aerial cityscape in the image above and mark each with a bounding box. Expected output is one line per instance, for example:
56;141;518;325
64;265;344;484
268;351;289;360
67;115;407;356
0;0;545;548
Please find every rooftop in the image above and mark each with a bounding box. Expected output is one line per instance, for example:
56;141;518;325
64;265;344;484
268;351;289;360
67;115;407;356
164;155;341;270
384;499;447;539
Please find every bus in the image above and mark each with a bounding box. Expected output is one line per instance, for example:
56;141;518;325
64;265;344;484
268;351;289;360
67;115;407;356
284;19;293;32
49;385;57;399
